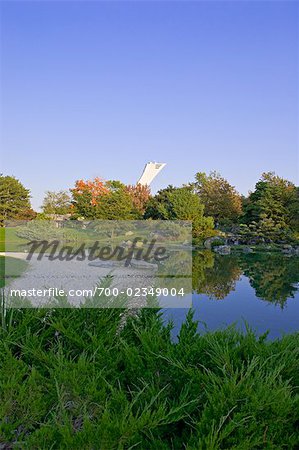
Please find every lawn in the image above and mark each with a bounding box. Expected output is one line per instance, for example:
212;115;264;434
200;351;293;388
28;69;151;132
0;227;28;252
0;256;29;288
0;303;298;449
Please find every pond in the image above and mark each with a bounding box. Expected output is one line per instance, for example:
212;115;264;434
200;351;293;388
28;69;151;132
163;251;299;339
1;250;298;339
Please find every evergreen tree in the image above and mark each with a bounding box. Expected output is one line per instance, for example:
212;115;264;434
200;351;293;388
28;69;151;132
242;172;299;236
0;175;33;224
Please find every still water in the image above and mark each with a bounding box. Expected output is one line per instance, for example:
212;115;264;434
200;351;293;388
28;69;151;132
163;251;299;339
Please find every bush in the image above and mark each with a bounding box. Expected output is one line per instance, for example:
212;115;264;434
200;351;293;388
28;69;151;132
0;303;298;449
210;239;225;248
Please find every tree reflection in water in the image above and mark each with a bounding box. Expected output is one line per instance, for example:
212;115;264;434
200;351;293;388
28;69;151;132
193;251;242;300
192;251;299;307
238;253;299;307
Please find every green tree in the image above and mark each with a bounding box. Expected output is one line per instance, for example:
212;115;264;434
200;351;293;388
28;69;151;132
0;175;34;225
242;172;299;240
95;186;135;220
193;171;242;226
289;186;299;231
42;190;71;216
144;185;177;220
144;186;214;239
70;178;139;220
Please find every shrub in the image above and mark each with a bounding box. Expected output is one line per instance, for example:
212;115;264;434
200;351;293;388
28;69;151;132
210;239;225;248
0;301;298;449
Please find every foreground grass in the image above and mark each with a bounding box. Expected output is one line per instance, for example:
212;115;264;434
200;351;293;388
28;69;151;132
0;306;298;449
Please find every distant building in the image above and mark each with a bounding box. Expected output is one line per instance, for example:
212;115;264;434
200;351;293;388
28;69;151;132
137;162;166;186
47;214;72;227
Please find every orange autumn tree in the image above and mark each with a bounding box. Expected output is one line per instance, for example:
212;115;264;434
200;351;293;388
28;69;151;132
70;177;109;218
71;177;151;219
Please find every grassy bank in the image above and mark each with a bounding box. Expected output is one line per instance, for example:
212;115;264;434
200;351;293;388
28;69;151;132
0;304;298;449
0;227;28;252
0;256;29;289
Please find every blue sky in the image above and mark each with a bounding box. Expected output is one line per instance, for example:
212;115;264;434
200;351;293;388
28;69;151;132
1;1;298;210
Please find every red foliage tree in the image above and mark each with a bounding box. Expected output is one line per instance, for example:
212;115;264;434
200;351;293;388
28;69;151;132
126;184;151;215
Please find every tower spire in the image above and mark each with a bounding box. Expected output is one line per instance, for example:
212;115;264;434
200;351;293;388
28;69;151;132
137;162;166;186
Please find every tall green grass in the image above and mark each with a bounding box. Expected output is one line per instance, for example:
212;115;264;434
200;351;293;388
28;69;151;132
0;300;298;449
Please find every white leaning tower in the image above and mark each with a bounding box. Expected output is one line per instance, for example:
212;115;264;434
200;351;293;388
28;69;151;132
137;162;166;186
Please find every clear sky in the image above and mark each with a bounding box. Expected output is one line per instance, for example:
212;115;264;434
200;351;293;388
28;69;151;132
1;1;298;210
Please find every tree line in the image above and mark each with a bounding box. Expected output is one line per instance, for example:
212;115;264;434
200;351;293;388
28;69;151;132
0;171;298;243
